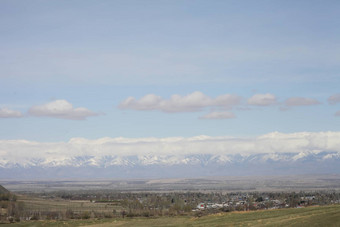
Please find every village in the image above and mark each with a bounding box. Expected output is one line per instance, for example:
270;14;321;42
194;195;324;211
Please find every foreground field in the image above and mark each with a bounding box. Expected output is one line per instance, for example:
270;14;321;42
3;204;340;227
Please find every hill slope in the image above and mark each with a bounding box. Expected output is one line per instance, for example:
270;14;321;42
85;205;340;227
5;205;340;227
0;184;9;194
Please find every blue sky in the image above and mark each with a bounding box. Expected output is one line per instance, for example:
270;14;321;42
1;0;340;142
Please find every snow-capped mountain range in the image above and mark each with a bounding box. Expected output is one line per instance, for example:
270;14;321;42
1;132;340;179
1;151;340;169
1;151;339;179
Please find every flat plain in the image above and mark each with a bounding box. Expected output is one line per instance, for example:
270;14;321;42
2;174;340;193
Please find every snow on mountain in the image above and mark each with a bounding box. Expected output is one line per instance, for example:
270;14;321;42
1;132;340;178
0;151;339;179
1;151;339;169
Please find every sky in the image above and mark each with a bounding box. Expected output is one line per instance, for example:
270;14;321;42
1;0;340;143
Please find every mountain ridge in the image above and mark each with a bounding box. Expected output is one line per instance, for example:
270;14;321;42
0;151;339;179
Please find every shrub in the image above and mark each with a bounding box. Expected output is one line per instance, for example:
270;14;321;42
81;211;90;219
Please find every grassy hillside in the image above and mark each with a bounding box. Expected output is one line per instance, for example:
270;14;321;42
3;204;340;227
0;184;9;194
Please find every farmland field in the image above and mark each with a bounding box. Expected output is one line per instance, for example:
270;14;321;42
17;195;121;217
3;204;340;227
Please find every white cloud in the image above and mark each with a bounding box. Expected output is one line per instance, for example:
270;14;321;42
28;100;99;120
0;108;23;118
1;132;339;167
119;91;241;113
200;111;235;119
284;97;320;107
119;94;162;111
247;93;277;106
328;94;340;105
